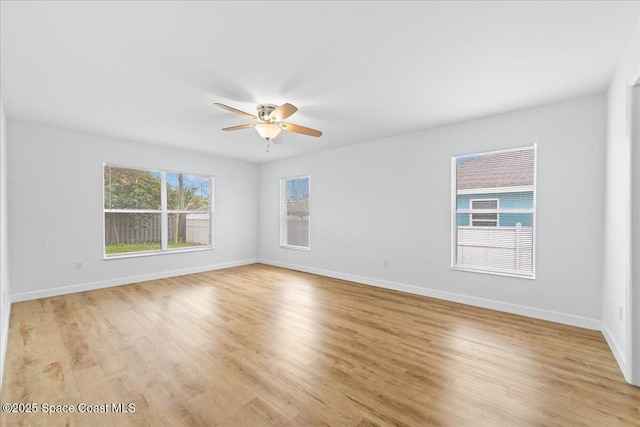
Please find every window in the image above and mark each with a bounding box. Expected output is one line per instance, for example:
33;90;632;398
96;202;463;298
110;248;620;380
104;165;214;257
452;145;536;278
470;199;499;226
280;176;310;249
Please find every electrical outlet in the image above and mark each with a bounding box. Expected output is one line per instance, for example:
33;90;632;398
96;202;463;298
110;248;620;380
75;261;83;271
383;259;389;268
619;305;623;321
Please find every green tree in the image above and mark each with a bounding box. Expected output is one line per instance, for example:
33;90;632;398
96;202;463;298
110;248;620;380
104;166;161;210
166;174;210;243
104;166;161;245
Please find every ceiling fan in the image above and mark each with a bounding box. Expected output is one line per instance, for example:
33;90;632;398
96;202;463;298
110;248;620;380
214;102;322;147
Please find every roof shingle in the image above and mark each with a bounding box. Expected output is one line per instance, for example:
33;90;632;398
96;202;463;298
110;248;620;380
457;148;534;191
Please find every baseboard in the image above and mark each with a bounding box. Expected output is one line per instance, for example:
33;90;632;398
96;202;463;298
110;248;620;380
11;258;258;303
601;322;628;380
258;258;602;331
0;300;10;396
10;256;603;328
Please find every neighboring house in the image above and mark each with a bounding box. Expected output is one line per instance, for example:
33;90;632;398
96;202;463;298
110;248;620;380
454;147;536;275
456;148;535;227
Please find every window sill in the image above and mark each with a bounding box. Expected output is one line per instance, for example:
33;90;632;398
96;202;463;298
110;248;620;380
280;245;310;251
451;265;535;280
104;245;214;260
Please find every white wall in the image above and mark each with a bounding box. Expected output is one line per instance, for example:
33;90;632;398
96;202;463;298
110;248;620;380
259;94;606;329
0;95;10;393
602;19;640;385
632;82;640;386
7;120;258;301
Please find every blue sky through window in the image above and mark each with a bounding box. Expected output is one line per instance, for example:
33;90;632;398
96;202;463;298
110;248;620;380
457;154;481;164
287;177;309;201
166;172;210;197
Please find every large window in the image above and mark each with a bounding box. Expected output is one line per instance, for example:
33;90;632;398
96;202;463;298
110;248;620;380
280;176;310;249
452;145;536;278
104;165;213;257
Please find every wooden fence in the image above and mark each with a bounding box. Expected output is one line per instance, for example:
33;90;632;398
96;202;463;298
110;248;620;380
105;213;179;244
457;224;533;273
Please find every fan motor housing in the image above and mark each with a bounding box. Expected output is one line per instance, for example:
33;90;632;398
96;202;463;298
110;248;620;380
257;104;278;122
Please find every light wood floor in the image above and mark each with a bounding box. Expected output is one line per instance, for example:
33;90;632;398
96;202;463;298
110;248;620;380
1;264;639;426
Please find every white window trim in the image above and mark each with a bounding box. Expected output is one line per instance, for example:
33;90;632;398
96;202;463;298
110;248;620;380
451;144;537;279
103;164;215;259
457;185;534;195
280;175;310;250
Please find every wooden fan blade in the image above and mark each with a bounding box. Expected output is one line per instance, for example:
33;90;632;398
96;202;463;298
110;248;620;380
280;122;322;137
222;123;256;131
269;103;298;121
214;103;257;120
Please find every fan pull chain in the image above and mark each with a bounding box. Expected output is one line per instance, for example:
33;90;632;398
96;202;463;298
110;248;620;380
266;141;270;153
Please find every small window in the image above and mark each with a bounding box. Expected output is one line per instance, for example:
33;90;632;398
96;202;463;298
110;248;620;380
452;145;536;278
104;165;214;257
470;199;499;226
280;176;310;249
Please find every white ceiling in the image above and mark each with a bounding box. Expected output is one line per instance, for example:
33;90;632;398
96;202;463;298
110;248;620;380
1;1;638;163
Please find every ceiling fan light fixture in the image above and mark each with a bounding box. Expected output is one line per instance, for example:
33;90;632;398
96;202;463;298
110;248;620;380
255;123;281;140
215;102;322;144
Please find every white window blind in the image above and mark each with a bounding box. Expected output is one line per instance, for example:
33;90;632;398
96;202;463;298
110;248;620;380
280;176;310;249
452;145;536;278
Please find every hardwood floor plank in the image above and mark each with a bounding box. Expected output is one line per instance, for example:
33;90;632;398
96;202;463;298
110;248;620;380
2;264;639;426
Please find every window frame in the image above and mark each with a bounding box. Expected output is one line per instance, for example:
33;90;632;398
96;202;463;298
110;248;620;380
280;175;311;251
103;164;215;259
451;144;537;279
